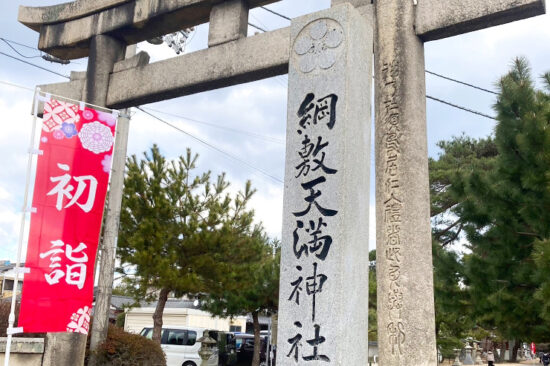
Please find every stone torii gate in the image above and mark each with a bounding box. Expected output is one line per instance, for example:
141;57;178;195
18;0;545;365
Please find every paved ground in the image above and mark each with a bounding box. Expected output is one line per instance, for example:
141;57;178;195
440;360;540;365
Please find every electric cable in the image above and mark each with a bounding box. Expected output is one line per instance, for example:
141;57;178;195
256;9;498;96
426;95;497;120
0;38;38;51
141;106;285;145
0;38;42;59
260;6;292;21
0;51;70;79
426;70;498;95
0;36;498;122
248;22;267;33
136;107;284;184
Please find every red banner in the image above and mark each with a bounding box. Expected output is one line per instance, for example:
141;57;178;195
18;99;117;334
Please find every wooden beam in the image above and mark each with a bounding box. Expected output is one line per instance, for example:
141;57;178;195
19;0;282;60
415;0;546;42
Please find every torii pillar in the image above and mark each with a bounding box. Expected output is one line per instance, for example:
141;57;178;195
367;0;545;365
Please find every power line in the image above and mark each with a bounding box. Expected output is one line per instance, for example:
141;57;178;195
260;6;292;21
426;95;497;120
250;14;270;33
136;107;284;184
0;38;40;51
253;7;498;96
248;22;267;33
0;37;497;122
0;80;34;91
141;106;285;145
0;38;42;59
0;51;70;79
426;70;498;95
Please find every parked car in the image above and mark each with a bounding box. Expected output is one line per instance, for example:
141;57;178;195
140;326;238;366
233;333;275;366
209;330;237;366
140;326;217;366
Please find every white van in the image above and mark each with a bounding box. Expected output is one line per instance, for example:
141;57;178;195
140;326;217;366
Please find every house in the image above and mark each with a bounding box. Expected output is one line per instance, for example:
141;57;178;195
0;262;25;299
124;298;248;334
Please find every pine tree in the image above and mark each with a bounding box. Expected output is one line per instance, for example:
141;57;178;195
458;59;550;354
199;239;279;366
428;135;498;357
117;145;262;343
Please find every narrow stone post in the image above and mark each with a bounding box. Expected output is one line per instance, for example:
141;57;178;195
374;0;438;365
453;349;462;366
464;345;474;365
277;3;372;365
43;34;126;366
89;44;135;359
208;0;249;47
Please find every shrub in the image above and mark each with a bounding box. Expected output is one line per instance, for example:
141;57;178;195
0;301;45;338
90;324;166;366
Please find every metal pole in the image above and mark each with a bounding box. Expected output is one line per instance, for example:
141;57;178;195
4;87;41;366
266;317;272;366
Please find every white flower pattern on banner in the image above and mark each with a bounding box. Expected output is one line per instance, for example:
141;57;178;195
82;110;94;120
67;306;91;334
97;111;116;126
78;121;114;154
101;154;112;173
42;100;80;132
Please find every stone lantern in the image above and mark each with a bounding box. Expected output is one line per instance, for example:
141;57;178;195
452;348;462;366
463;344;474;365
197;330;217;366
474;342;483;365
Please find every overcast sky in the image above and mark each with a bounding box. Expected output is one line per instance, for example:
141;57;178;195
0;0;549;261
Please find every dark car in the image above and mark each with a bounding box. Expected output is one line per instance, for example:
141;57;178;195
209;330;237;366
233;333;276;366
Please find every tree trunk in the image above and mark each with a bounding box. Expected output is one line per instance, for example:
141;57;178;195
494;342;503;362
152;288;170;343
511;340;520;362
251;311;261;366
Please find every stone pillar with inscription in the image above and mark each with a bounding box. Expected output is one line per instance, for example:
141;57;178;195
278;4;372;365
374;0;438;365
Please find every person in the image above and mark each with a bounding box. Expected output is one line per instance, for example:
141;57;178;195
487;350;495;366
541;352;550;366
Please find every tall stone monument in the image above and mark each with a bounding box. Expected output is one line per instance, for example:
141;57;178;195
277;4;372;365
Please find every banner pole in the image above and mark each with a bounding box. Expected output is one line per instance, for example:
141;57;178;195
4;87;41;366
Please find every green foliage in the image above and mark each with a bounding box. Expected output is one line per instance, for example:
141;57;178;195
89;324;166;366
368;250;377;341
115;312;126;329
117;145;265;342
427;134;498;352
200;239;279;366
432;242;471;358
429;134;498;246
199;240;279;317
454;58;550;342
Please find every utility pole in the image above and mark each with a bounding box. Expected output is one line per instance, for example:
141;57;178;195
88;44;136;366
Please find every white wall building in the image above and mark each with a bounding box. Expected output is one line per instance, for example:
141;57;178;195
124;299;247;334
